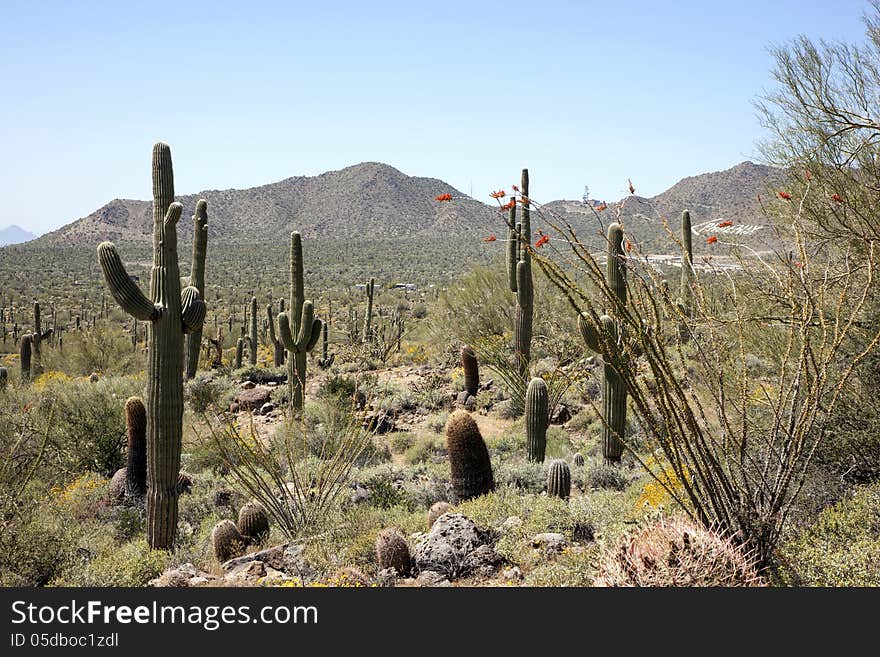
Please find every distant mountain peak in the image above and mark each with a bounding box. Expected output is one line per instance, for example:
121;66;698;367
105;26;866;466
0;224;36;246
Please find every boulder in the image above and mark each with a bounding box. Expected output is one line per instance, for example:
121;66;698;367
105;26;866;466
233;387;271;411
413;512;495;579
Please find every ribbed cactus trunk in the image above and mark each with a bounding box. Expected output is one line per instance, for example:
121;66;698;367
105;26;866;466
363;277;375;343
266;304;285;367
277;232;322;411
19;334;31;383
97;142;206;550
679;209;694;317
514;169;533;380
525;377;549;462
578;222;629;464
249;296;258;366
461;345;479;396
184;201;208;380
235;338;244;369
31;302;42;378
124;396;147;499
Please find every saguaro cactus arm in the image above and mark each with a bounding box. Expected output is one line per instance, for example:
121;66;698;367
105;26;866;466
97;242;161;321
180;286;206;334
278;303;322;353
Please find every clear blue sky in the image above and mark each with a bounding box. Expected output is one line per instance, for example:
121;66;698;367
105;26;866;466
0;0;872;234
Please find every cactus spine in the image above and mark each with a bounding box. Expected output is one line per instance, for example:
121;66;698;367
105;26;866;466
525;377;549;462
97;142;206;549
461;345;479;396
546;459;571;499
277;232;322;411
249;296;258;366
19;334;31;383
578;223;628;464
184;200;208;380
445;410;494;503
124;396;147;499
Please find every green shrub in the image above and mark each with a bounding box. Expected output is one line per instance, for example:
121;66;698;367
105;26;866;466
778;481;880;586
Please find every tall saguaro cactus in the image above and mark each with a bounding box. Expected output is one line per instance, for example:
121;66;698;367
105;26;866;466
266;303;285;367
512;169;534;380
249;296;258;366
679;209;694;316
97;142;206;549
363;277;375;343
184;200;208;380
277;232;322;411
578;223;629;463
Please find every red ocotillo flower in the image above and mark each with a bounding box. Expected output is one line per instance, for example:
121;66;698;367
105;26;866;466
535;235;550;248
707;235;718;245
483;235;497;242
490;190;506;199
512;184;519;192
625;240;633;252
717;221;733;228
778;191;792;201
831;193;844;203
435;193;452;202
500;200;515;211
596;202;607;212
805;171;812;181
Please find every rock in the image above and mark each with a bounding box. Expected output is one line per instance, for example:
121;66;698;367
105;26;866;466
188;576;211;587
220;542;317;583
502;566;524;582
240;381;256;390
376;568;398;587
498;516;524;533
550;404;572;425
456;391;470;407
229;402;241;413
148;563;214;588
416;570;451;587
349;483;371;504
107;467;127;504
461;545;507;578
260;566;291;584
234;387;271;411
259;402;275;416
226;559;266;584
363;412;395;434
531;532;568;552
427;501;452;528
482;379;494;390
212;489;233;508
413;513;494;579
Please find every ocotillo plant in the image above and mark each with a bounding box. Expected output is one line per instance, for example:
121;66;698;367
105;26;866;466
363;277;375;343
679;209;694;317
249;296;258;366
184;200;208;380
266;303;285;367
277;232;322;411
525;377;549;462
97;141;206;550
578;222;628;463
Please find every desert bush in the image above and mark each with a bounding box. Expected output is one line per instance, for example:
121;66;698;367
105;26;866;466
43;323;142;377
184;375;234;414
777;481;880;586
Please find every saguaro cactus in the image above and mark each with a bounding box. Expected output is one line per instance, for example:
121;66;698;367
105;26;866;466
461;345;479;396
511;170;533;381
0;366;7;390
249;296;258;366
97;142;206;549
679;209;694;316
184;200;208;380
124;396;147;499
525;377;549;462
31;302;43;378
235;337;244;369
363;277;375;343
317;321;334;370
277;232;322;411
578;222;628;463
266;303;285;367
19;334;32;383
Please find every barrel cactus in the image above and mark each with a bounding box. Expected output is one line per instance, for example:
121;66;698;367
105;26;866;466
427;501;452;528
546;459;571;499
277;232;322;411
445;410;494;503
573;452;585;467
97;142;206;549
237;500;270;544
525;377;549;462
461;345;479;396
578;222;629;464
184;200;208;380
375;527;412;575
124;396;147;499
211;519;246;563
